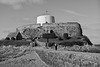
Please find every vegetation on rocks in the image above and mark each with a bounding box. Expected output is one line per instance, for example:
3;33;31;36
0;40;31;46
62;45;100;53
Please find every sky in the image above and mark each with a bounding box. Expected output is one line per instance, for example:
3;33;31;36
0;0;100;44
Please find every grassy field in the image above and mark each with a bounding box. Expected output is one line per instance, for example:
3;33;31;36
35;47;100;67
0;45;100;67
0;46;49;67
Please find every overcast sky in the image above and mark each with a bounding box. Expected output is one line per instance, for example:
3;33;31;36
0;0;100;44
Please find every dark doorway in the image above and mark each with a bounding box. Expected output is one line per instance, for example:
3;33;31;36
50;30;54;34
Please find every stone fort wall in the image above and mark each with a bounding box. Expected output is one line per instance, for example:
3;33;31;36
42;22;83;37
17;22;83;38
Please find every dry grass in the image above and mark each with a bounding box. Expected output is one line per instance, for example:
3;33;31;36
62;45;100;53
0;45;100;67
0;46;49;67
35;48;100;67
0;45;31;62
0;58;38;67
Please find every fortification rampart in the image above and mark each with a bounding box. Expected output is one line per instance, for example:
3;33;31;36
17;22;83;38
42;22;83;37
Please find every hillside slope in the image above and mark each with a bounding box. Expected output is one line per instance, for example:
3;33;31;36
35;47;100;67
0;46;100;67
0;46;49;67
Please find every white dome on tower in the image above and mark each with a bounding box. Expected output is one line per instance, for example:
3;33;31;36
37;15;55;26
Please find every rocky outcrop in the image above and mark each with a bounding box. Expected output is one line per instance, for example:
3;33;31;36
22;28;42;40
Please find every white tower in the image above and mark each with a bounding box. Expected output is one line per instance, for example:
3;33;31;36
37;15;55;26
